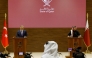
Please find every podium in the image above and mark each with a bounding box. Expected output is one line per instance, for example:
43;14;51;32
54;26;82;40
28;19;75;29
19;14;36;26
13;37;27;58
66;37;83;58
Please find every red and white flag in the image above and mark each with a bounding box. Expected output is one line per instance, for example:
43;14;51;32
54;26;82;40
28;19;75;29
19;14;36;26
84;19;91;47
1;19;9;48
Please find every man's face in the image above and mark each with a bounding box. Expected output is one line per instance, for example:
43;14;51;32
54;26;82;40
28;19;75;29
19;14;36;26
20;26;24;30
73;27;77;30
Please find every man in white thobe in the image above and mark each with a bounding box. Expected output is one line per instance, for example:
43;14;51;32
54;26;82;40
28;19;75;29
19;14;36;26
41;41;61;58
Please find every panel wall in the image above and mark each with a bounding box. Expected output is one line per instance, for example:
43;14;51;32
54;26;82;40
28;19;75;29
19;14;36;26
0;0;92;52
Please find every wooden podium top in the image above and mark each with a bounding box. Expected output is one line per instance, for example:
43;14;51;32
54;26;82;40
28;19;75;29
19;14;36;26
67;37;83;39
13;37;27;39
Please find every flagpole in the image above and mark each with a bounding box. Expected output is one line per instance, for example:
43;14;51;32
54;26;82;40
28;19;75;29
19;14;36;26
87;13;88;20
85;13;91;53
5;13;6;20
4;48;8;54
85;47;91;53
3;13;8;54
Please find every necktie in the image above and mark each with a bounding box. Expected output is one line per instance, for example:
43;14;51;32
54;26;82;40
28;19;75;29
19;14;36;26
21;30;23;35
71;30;73;37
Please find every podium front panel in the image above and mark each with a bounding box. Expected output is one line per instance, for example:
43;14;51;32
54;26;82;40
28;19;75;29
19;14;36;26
13;38;27;58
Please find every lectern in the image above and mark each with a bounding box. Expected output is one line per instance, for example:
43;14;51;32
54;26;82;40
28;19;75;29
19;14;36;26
66;37;83;58
13;37;27;58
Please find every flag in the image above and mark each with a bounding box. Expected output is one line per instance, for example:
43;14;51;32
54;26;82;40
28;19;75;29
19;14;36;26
1;19;9;48
84;19;91;47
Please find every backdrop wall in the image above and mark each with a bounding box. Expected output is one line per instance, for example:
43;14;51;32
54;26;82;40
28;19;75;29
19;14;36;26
8;0;86;28
0;0;92;52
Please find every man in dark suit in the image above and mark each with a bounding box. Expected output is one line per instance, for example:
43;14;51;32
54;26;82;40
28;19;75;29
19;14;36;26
68;26;81;38
16;25;27;38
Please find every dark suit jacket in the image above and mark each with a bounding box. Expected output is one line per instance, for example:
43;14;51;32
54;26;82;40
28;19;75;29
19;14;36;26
16;30;27;37
68;30;80;37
